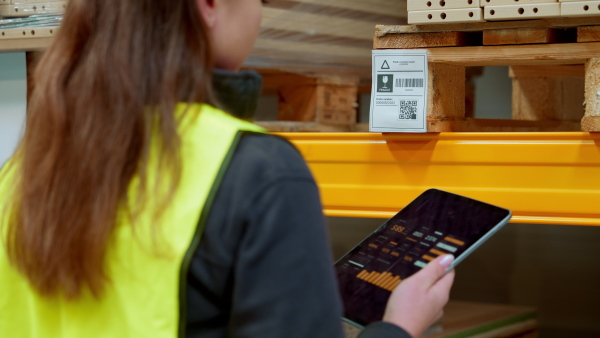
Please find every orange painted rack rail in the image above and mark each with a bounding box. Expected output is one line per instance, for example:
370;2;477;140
281;132;600;226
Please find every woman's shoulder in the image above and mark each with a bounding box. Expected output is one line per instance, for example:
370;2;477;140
231;133;311;180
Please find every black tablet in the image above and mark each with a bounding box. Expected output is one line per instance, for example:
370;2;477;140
335;189;512;328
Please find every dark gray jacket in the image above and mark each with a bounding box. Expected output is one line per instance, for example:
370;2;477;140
183;71;411;338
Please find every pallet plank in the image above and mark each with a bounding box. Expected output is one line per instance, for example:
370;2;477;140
512;75;584;121
488;27;576;45
483;27;576;45
509;64;585;77
387;42;600;66
578;25;600;41
375;31;482;48
428;63;466;120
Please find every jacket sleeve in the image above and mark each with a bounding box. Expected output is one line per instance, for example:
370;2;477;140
359;322;412;338
227;153;347;338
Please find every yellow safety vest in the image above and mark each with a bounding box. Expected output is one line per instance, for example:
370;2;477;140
0;104;264;338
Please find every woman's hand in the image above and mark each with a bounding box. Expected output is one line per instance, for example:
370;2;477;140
382;255;455;338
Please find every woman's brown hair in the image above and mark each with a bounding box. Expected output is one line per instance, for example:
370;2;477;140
6;0;214;299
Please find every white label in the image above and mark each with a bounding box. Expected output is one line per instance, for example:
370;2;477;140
369;50;428;133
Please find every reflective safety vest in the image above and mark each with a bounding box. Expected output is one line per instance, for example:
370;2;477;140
0;104;264;338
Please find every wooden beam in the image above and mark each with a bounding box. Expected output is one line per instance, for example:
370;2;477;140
509;64;585;78
428;63;466;122
578;25;600;42
375;31;482;49
511;76;584;122
396;42;600;66
584;58;600;131
510;65;584;124
483;27;576;46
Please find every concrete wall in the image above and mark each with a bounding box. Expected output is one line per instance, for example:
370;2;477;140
0;52;27;166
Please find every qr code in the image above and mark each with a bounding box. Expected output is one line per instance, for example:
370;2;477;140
399;100;418;120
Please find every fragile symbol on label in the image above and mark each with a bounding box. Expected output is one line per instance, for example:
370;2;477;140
377;74;393;93
369;50;428;133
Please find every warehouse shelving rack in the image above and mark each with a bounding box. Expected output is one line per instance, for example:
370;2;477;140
5;26;599;227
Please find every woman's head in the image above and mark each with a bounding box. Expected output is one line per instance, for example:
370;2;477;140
197;0;264;70
8;0;262;299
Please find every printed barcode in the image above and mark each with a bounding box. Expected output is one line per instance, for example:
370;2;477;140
395;78;424;88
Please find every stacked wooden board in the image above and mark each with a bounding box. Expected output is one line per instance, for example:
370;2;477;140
408;0;485;25
0;1;65;47
408;0;600;24
0;1;66;18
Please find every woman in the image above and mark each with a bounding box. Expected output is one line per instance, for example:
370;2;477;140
0;0;454;337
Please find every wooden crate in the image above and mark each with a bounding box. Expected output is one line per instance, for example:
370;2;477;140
374;17;600;132
255;70;365;132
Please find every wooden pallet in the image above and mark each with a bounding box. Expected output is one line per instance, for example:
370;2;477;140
255;69;368;132
374;17;600;132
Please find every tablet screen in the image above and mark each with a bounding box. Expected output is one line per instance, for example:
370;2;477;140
335;189;511;327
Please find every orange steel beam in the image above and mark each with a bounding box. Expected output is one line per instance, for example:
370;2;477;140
278;132;600;226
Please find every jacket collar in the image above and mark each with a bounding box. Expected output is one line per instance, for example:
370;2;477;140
212;69;262;120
